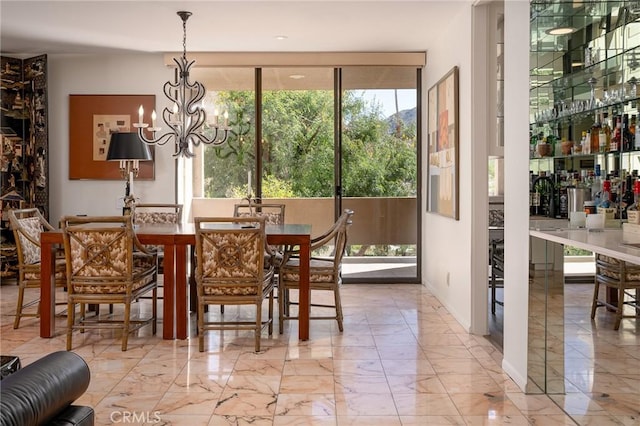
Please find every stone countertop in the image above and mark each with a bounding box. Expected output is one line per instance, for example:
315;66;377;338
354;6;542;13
529;218;569;231
529;227;640;265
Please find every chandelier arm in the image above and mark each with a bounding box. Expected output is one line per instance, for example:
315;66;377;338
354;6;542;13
163;80;179;102
185;110;207;135
137;128;174;146
197;128;230;146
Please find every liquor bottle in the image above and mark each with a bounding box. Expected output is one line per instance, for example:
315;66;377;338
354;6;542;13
533;172;554;217
631;115;638;149
592;164;602;205
622;114;632;151
599;112;610;153
600;179;612;208
558;176;569;219
610;115;621;152
591;112;601;154
621;174;635;219
584;130;591;154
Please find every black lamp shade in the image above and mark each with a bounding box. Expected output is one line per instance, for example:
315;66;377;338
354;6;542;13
106;132;152;161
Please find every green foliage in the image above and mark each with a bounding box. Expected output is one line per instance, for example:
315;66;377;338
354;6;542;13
202;87;417;199
564;245;592;256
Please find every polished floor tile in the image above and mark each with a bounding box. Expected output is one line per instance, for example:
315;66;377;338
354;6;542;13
1;282;637;425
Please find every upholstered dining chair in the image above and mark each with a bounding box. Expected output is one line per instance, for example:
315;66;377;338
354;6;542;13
592;253;640;330
61;215;158;351
216;202;286;315
233;202;286;264
132;203;183;227
194;216;276;352
132;203;183;257
132;203;182;298
233;202;285;225
8;208;66;329
278;209;354;333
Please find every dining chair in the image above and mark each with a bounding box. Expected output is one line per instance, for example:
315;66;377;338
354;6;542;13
132;203;182;298
132;203;183;227
591;253;640;330
233;202;285;225
490;238;504;314
7;208;67;329
194;216;276;352
215;202;286;315
61;215;158;351
278;209;353;333
132;203;183;258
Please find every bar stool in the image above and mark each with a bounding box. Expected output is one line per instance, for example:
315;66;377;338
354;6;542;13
591;253;640;330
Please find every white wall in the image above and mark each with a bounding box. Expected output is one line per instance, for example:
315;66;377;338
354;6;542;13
47;54;175;224
423;5;474;330
423;1;531;391
501;0;530;391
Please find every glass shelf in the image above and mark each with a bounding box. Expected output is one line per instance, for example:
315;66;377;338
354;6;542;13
530;1;640;131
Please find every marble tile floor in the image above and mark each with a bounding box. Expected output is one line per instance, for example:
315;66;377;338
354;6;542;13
0;282;637;426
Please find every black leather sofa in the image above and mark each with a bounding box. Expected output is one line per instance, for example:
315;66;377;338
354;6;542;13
0;351;94;426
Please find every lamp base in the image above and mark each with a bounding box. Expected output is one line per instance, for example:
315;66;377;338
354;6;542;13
123;194;136;216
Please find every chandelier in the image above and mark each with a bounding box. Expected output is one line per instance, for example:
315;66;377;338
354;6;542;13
135;11;229;158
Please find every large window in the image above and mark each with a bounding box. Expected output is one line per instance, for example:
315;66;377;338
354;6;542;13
189;62;421;282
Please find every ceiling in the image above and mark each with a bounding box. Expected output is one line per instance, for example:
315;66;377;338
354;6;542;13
0;1;470;56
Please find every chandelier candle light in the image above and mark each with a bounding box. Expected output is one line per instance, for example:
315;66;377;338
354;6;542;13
135;11;230;158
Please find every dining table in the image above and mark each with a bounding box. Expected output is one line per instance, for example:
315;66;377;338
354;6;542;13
39;222;312;341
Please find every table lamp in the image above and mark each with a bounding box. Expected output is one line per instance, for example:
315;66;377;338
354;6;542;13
106;132;152;215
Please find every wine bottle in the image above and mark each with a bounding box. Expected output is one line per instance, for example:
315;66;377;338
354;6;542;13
622;175;635;218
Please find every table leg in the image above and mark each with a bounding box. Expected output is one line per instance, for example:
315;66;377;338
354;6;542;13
40;238;55;338
298;236;310;341
162;243;175;339
176;243;188;339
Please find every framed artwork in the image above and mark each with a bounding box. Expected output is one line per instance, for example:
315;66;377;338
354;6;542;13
427;66;459;220
69;94;155;180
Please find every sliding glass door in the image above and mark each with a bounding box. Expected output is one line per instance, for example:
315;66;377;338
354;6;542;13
260;68;336;231
191;64;421;283
340;67;420;282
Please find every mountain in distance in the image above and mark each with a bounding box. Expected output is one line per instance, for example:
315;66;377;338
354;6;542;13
386;107;416;132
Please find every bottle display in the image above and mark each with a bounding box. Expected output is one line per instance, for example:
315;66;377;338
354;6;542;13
529;2;640;224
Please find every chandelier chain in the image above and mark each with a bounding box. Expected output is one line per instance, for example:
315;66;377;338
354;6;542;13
182;17;187;60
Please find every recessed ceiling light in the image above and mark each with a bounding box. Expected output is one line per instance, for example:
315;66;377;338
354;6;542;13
289;74;305;80
275;35;288;40
546;26;577;36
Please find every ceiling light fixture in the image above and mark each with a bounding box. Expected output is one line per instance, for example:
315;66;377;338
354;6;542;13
289;74;305;80
275;35;288;40
546;26;577;36
135;11;229;158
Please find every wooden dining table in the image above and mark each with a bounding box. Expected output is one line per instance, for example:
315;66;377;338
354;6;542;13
39;222;312;341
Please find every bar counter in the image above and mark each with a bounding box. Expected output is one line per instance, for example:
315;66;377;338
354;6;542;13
529;226;640;265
